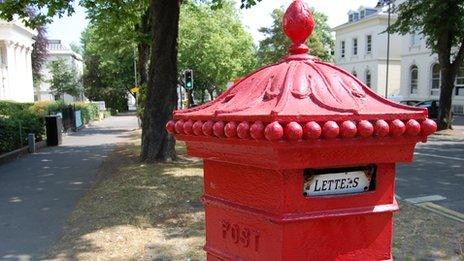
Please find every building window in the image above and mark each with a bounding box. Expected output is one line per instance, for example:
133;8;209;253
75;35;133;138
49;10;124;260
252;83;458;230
410;65;419;94
410;31;420;46
456;66;464;96
365;69;372;88
366;35;372;54
341;41;345;58
360;10;365;19
353;38;358;56
431;63;440;96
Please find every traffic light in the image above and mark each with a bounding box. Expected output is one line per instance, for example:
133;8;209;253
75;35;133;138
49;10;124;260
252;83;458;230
184;69;194;90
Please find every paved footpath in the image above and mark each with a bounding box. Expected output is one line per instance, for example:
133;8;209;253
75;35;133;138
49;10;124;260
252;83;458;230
0;114;138;261
397;116;464;220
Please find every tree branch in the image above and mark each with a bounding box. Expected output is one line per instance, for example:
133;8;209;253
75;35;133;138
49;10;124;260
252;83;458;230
452;38;464;71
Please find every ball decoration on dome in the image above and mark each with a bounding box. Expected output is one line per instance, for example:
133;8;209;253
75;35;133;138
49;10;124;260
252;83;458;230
405;119;421;136
250;121;265;140
358;120;374;138
183;119;194;135
175;120;185;134
265;122;284;141
374;120;390;137
303;122;322;140
166;120;175;134
193;120;204;136
285;122;304;141
224;121;238;138
213;121;226;138
421;119;437;136
323;121;340;139
390;119;406;137
237;121;251;139
340;121;357;139
202;120;215;137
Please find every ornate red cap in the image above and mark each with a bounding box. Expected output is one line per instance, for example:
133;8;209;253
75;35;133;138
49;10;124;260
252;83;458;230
283;0;315;54
169;0;436;142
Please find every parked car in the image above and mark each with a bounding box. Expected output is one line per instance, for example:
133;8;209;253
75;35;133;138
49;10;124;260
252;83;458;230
400;100;421;106
415;100;439;119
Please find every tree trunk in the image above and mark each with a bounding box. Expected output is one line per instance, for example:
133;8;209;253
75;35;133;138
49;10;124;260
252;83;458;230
437;65;455;130
140;0;180;162
137;8;151;86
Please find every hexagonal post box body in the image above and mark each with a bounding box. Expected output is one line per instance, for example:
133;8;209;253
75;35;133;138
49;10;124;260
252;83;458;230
167;1;437;260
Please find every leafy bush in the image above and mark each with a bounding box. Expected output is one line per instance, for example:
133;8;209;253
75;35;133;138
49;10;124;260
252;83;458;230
1;100;104;154
0;101;33;116
73;102;99;124
30;100;65;117
0;102;45;154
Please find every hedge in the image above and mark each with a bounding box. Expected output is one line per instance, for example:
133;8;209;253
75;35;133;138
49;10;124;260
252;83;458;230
74;102;99;124
0;101;45;154
0;100;105;154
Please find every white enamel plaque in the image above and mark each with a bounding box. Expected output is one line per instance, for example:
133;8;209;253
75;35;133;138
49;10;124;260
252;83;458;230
304;170;372;196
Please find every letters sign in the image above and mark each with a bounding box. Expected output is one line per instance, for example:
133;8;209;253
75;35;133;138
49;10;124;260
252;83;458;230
304;166;376;197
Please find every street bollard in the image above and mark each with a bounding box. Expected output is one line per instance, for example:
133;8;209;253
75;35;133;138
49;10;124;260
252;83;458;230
28;133;36;153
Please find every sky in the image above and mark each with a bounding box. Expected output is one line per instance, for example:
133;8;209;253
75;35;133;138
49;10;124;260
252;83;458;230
47;0;379;46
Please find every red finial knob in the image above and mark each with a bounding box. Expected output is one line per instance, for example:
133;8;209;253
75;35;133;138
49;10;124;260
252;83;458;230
283;0;315;54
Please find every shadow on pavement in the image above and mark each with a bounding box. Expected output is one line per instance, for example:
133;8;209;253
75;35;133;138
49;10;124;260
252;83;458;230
0;115;139;260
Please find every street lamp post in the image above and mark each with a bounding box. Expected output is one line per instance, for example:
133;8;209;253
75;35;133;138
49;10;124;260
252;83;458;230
385;1;392;98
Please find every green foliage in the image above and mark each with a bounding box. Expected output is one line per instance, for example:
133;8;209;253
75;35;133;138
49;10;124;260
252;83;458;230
179;1;258;101
48;58;83;97
81;27;131;113
257;8;334;65
211;0;262;9
389;0;464;56
73;102;100;124
0;101;45;154
30;100;65;117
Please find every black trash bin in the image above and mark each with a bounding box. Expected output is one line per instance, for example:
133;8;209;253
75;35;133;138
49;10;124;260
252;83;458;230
45;116;63;146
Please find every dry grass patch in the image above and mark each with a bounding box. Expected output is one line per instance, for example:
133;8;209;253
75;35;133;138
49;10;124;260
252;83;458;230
47;140;206;260
394;203;464;260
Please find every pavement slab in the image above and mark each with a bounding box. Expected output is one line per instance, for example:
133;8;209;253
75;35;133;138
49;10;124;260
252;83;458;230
397;116;464;215
0;115;138;261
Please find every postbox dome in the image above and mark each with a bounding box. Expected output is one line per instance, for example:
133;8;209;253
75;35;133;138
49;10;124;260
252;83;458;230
168;0;437;142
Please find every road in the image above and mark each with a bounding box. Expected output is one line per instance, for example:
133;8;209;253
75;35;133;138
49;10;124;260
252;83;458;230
0;114;138;261
397;116;464;216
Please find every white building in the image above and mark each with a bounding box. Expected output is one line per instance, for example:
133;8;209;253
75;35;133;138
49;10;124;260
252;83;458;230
38;39;84;103
0;18;36;102
335;2;464;114
399;32;464;113
333;6;402;98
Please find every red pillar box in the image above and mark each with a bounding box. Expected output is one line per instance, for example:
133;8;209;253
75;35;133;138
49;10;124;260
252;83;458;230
167;1;437;260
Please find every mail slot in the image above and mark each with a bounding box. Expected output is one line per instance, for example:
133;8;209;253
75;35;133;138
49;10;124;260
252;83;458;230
304;165;377;197
167;0;437;260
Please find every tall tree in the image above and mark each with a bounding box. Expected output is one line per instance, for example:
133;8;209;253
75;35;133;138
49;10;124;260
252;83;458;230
48;58;82;97
82;0;151;87
178;1;257;103
258;7;334;65
28;8;49;91
389;0;464;130
81;27;133;112
141;0;262;162
0;0;264;163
